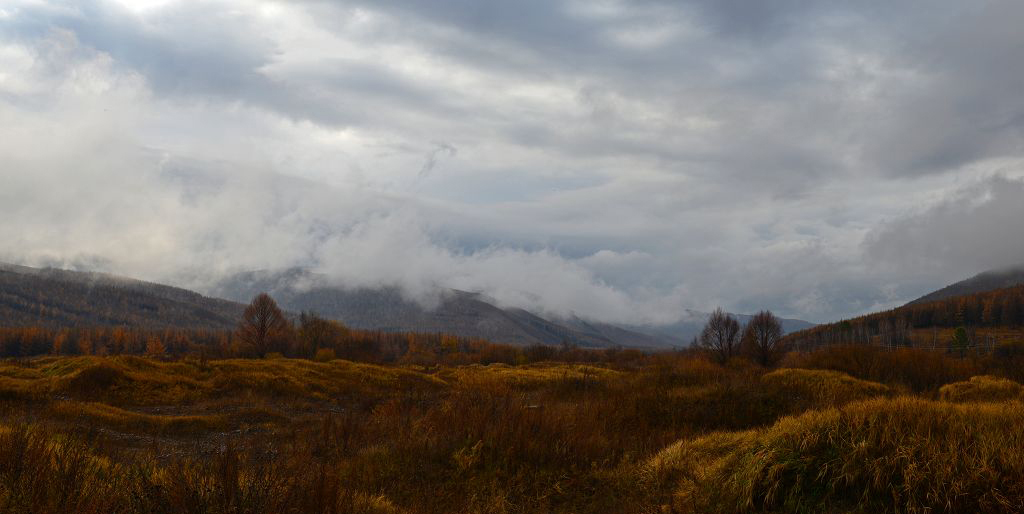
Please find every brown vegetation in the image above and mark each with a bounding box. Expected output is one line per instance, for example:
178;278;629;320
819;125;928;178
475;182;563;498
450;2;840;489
785;283;1024;350
647;397;1024;513
740;310;785;366
939;375;1024;403
2;341;1021;512
697;308;741;363
4;291;1024;512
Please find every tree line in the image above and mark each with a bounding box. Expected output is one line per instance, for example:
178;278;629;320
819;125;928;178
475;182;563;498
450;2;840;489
783;283;1024;351
0;293;648;366
0;292;803;368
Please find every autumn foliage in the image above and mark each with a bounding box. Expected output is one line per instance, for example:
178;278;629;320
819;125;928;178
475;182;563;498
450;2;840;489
785;283;1024;350
3;294;1024;512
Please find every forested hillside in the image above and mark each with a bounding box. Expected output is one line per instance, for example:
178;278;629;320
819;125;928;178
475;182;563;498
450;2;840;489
212;269;673;348
785;282;1024;350
910;266;1024;305
0;263;243;329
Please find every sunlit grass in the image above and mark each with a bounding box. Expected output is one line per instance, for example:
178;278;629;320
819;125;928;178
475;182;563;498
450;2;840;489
940;375;1024;403
648;397;1024;513
761;368;892;406
3;353;1024;512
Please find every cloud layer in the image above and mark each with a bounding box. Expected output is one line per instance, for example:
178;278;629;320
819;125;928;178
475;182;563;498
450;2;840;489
2;0;1023;323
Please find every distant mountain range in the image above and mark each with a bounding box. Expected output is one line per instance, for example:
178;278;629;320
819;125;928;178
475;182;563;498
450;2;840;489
623;310;816;345
0;263;814;349
0;263;242;329
210;269;815;348
208;269;672;348
908;265;1024;305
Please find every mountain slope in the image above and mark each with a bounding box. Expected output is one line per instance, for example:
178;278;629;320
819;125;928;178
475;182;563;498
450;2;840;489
0;263;243;329
785;269;1024;350
909;266;1024;305
624;310;817;346
211;269;814;349
211;270;660;348
0;262;814;349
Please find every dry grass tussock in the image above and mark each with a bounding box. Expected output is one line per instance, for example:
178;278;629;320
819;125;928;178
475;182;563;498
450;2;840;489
784;344;984;392
48;401;227;435
940;375;1024;403
646;396;1024;513
0;355;444;405
0;425;407;514
2;352;1024;512
760;368;892;407
438;362;621;391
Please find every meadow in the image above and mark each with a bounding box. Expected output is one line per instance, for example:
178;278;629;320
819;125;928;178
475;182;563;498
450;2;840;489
2;344;1024;513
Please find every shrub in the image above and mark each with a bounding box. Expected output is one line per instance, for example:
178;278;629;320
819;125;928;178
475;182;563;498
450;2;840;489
60;361;130;394
785;344;981;392
993;341;1024;383
648;355;727;387
940;375;1024;403
314;348;337;362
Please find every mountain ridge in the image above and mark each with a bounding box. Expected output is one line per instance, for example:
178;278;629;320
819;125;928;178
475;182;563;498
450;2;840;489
210;268;814;348
908;265;1024;306
0;263;814;349
0;263;244;329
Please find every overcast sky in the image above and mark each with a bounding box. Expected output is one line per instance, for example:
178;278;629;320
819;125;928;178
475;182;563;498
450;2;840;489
2;0;1024;324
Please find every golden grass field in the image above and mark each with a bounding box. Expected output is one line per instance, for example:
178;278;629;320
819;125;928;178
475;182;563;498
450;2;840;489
2;348;1023;513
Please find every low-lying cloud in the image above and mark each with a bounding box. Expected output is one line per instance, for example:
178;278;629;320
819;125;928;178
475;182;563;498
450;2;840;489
2;0;1024;324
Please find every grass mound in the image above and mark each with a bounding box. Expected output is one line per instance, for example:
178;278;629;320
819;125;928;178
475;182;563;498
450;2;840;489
647;397;1024;513
440;363;620;391
61;361;131;392
0;356;446;406
48;401;226;435
761;368;890;408
940;375;1024;403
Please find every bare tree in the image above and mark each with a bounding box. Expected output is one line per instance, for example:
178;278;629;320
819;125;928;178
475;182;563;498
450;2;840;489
698;308;741;364
741;310;785;367
237;293;290;357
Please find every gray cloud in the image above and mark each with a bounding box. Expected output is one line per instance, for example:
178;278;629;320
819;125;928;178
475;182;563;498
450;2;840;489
865;175;1024;281
1;0;1023;324
417;142;456;179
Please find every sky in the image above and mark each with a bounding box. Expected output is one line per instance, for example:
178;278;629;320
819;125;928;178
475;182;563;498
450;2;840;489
2;0;1024;325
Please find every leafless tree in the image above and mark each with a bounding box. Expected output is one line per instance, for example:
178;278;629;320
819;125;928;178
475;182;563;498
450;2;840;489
237;293;290;357
741;310;785;367
698;308;741;363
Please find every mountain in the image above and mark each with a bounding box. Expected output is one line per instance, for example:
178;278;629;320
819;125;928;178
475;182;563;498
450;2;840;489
211;269;814;349
623;310;817;347
909;265;1024;305
210;269;669;348
0;263;243;329
0;262;814;349
785;265;1024;351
